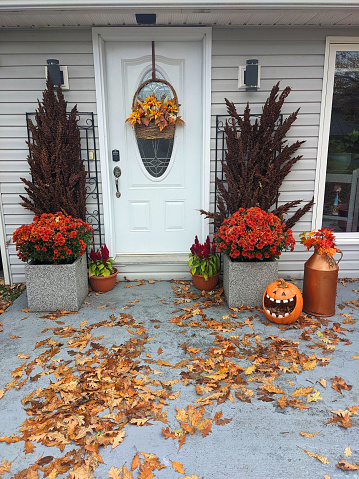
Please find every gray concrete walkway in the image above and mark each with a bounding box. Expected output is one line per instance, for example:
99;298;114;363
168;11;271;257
0;278;358;479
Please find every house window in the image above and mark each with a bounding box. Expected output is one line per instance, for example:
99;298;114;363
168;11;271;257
317;40;359;234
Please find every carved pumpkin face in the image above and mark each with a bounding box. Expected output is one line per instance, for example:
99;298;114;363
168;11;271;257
263;278;303;324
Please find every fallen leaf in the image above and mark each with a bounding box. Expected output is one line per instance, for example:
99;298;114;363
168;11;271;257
331;376;352;394
97;305;107;309
10;335;20;339
0;460;13;474
108;466;122;479
336;460;358;471
157;347;163;355
344;445;352;457
318;378;327;388
300;432;320;438
352;355;359;359
307;390;323;403
291;387;313;397
172;462;185;474
302;448;330;464
17;353;30;359
131;453;141;471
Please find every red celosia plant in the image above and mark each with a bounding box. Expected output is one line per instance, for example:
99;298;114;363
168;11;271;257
299;228;339;258
89;245;114;277
188;235;220;280
216;207;295;261
13;212;94;264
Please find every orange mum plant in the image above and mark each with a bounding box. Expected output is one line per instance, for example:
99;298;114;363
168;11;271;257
13;212;94;264
216;207;295;262
126;93;184;132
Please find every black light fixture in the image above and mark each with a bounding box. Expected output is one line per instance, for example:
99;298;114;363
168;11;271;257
135;13;156;25
46;59;63;86
238;59;261;92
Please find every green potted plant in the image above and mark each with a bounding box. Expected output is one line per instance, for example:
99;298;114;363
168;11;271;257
216;207;295;307
88;245;118;292
13;212;93;311
188;235;220;291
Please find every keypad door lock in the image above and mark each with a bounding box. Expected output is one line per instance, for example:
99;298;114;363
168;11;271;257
113;166;121;198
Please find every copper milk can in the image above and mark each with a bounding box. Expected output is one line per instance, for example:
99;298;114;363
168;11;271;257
302;250;343;317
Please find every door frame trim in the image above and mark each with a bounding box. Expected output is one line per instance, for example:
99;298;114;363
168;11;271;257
92;26;212;255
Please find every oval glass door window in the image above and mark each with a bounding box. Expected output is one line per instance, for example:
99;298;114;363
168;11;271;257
135;71;175;178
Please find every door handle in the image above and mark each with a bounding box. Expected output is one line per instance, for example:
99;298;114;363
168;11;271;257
113;166;121;198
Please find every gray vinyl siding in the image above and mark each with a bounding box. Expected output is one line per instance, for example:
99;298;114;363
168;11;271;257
211;27;359;278
0;29;99;283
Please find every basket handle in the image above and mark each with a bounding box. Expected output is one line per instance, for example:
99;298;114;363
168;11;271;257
132;78;178;108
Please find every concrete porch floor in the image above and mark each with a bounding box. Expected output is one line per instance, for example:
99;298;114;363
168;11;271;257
0;278;358;479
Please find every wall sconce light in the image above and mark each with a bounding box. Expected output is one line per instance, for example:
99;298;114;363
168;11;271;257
45;59;70;90
238;59;261;91
135;13;156;24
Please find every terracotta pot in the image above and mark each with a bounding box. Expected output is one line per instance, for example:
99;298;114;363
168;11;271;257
192;272;220;291
303;250;342;317
89;268;118;293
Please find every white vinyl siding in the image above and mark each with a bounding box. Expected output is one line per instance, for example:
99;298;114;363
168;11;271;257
211;27;359;277
0;29;99;283
1;25;359;283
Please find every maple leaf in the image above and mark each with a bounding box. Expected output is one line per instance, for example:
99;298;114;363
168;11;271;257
337;460;359;471
172;462;185;474
301;448;330;464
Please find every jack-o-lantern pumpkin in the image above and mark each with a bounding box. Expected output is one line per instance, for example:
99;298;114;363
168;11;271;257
263;278;303;324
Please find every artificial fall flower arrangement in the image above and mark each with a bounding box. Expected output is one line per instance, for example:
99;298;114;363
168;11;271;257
300;228;340;259
188;235;220;280
216;207;295;261
13;212;94;264
125;93;184;132
88;244;114;277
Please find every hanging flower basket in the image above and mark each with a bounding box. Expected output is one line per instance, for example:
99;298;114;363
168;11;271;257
126;78;184;141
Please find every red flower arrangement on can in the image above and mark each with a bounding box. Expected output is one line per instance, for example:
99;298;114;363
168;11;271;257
216;207;295;261
188;235;220;280
300;228;339;258
13;212;94;264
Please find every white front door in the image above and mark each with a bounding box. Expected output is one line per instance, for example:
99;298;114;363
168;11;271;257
93;28;211;278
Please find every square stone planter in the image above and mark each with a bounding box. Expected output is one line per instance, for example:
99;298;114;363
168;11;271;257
223;254;278;308
25;254;88;312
